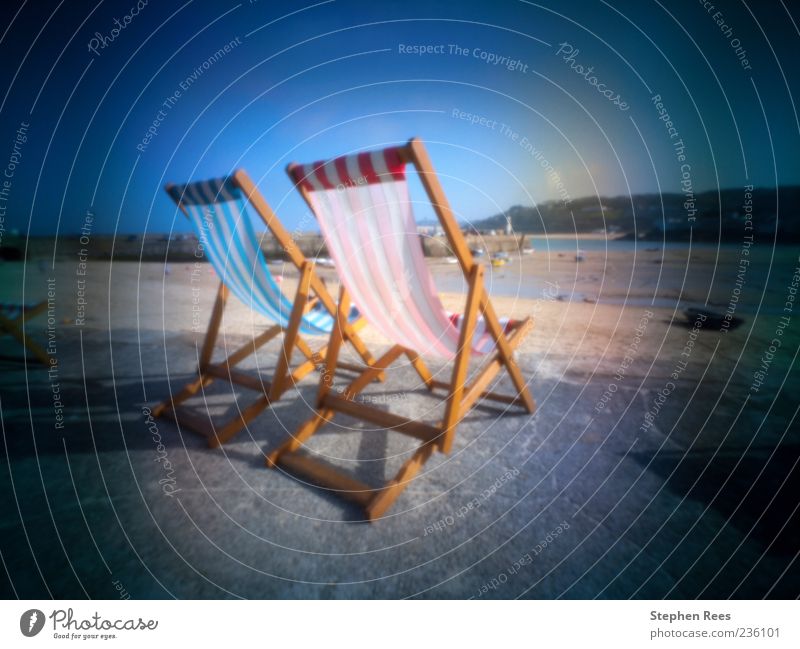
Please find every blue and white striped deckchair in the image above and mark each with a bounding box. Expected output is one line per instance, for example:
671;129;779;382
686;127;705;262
0;301;49;365
153;169;378;448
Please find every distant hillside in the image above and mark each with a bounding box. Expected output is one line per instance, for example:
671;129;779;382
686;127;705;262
474;186;800;242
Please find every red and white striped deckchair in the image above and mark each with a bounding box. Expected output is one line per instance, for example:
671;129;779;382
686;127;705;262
266;138;535;520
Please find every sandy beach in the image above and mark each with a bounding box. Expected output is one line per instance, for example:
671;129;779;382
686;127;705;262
1;242;798;598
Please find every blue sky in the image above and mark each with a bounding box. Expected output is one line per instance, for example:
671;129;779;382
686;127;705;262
1;0;798;235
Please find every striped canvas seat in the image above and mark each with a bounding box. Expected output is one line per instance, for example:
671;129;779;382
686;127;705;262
270;139;535;519
289;147;513;358
168;177;357;337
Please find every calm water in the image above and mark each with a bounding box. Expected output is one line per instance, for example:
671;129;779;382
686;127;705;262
524;237;733;253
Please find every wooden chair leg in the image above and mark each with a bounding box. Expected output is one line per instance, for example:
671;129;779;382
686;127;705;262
405;348;435;390
269;261;313;402
366;442;435;520
479;296;535;413
154;281;275;446
293;334;317;362
218;324;282;370
316;285;349;406
0;313;50;366
457;318;535;418
439;265;483;453
342;320;380;373
151;373;214;417
199;282;228;371
208;394;272;448
154;279;226;420
265;409;332;467
158;369;273;447
265;287;351;467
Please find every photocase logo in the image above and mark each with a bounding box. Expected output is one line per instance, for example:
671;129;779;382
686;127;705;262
20;609;45;637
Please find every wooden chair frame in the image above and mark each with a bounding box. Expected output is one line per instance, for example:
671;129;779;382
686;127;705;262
0;301;49;366
268;138;536;520
153;169;380;448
